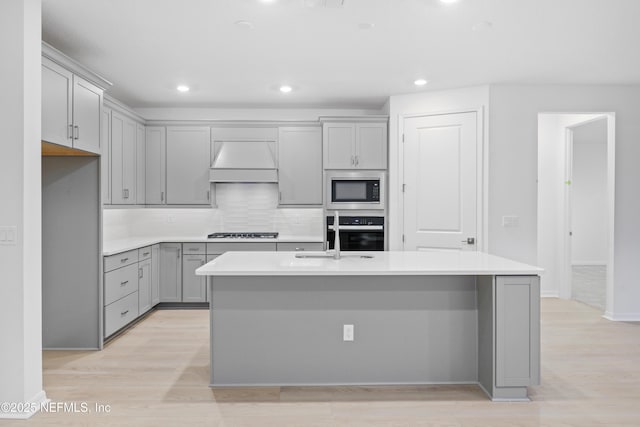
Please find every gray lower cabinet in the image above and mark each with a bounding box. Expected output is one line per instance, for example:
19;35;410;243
138;258;152;315
103;256;140;338
151;244;160;306
103;245;158;339
104;292;139;338
182;254;207;302
495;276;540;387
159;243;182;302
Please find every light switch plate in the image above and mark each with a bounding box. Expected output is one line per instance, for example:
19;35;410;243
0;226;18;245
502;216;519;228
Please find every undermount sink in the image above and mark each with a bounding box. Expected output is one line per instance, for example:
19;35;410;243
294;253;374;259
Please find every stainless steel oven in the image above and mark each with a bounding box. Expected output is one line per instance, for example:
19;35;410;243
326;215;385;251
326;171;385;210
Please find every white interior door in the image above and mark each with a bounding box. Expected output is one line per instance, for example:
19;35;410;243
403;112;477;251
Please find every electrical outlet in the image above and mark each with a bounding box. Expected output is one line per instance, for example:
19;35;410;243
502;216;519;228
0;226;17;246
343;324;354;342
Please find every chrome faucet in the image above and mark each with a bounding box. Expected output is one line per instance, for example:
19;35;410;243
333;210;341;260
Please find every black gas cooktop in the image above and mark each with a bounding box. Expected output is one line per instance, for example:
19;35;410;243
207;232;279;239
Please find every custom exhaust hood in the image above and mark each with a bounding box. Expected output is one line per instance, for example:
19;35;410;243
209;140;278;183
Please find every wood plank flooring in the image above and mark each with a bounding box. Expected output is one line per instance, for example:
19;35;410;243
2;298;639;426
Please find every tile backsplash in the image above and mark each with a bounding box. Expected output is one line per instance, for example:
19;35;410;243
103;183;323;241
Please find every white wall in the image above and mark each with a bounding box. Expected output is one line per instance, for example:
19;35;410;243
0;0;46;418
490;85;640;320
387;86;490;250
537;114;601;297
572;119;608;264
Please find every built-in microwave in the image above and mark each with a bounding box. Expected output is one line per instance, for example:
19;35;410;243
325;171;385;210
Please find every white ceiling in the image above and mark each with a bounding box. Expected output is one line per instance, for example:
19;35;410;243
42;0;640;110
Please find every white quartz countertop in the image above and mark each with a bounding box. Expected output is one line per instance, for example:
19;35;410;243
103;235;324;256
196;251;544;276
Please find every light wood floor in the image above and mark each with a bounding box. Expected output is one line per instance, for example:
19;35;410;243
2;299;639;426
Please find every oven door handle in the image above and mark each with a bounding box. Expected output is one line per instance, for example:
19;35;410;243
328;225;384;231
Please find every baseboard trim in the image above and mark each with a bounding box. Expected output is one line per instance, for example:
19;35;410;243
0;390;48;419
541;291;560;298
571;262;607;267
603;312;640;322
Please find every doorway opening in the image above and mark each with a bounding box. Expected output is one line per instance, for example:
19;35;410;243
537;113;615;314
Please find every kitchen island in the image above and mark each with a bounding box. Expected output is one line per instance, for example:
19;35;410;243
196;251;543;401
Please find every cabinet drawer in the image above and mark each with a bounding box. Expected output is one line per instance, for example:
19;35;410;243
138;246;152;261
276;242;324;252
104;291;139;338
104;263;139;306
104;249;139;272
206;242;277;254
183;242;206;254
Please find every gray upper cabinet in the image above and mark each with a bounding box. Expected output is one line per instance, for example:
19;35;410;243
355;123;387;169
136;124;146;205
145;127;166;205
278;127;322;205
101;107;112;204
42;57;103;155
72;77;103;154
323;123;355;169
166;127;211;205
110;111;137;204
323;122;387;170
42;58;73;148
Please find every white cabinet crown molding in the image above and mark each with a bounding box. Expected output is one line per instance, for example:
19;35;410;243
42;41;112;91
104;94;146;124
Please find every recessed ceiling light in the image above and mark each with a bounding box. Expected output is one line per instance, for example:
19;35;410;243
279;85;293;93
260;0;277;3
440;0;459;3
414;79;428;87
176;85;190;92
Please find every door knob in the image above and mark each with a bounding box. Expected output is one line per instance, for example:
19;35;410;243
461;237;475;245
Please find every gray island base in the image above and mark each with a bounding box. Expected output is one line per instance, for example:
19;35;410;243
196;251;542;401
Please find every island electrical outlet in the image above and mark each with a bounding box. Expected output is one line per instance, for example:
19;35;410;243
343;324;354;341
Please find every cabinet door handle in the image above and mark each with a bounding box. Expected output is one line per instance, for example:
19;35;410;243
120;280;129;286
74;125;79;140
177;248;181;259
295;248;304;251
120;310;129;317
120;257;129;263
68;124;74;139
139;268;143;279
207;190;210;201
142;252;150;257
355;155;359;166
351;155;355;166
160;191;164;202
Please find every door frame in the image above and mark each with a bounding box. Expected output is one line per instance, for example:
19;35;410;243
398;107;487;252
560;114;616;314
